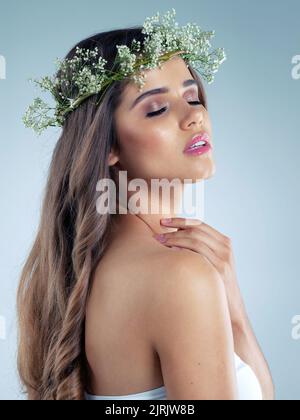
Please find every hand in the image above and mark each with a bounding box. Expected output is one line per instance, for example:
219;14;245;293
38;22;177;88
154;217;247;328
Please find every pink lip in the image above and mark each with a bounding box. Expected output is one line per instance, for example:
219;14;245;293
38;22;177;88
183;132;212;155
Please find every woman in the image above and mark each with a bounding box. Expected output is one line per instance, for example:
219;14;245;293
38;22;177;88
17;12;275;400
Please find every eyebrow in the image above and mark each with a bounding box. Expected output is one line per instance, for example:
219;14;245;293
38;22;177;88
130;79;198;110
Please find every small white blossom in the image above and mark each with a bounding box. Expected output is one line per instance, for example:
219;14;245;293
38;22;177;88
22;98;57;135
116;45;137;76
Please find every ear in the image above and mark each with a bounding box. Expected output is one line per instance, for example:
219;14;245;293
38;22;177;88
108;147;120;167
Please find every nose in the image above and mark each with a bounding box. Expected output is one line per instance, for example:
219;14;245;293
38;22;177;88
180;104;204;131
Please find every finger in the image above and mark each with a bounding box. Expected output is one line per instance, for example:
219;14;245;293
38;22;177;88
157;229;226;257
160;218;230;247
160;217;203;229
196;221;229;243
158;235;222;270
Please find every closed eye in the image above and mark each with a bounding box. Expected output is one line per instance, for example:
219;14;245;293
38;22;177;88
146;101;202;118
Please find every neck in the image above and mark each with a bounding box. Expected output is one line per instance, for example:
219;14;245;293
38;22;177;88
110;184;183;239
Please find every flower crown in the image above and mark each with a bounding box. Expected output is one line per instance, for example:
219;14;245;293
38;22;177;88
23;8;226;135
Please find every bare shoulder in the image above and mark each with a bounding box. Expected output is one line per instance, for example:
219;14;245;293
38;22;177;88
145;248;226;319
147;247;221;288
144;248;238;400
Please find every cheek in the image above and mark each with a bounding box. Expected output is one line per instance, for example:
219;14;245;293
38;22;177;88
117;118;178;178
121;118;175;156
143;125;175;152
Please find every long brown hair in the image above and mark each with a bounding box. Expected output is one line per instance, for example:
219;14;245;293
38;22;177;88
16;27;207;400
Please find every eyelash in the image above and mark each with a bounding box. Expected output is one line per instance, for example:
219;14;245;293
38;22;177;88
146;101;202;118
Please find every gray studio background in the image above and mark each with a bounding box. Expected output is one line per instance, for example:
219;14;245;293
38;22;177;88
0;0;299;400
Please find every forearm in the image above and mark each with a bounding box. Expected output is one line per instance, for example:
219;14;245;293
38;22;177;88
231;313;275;400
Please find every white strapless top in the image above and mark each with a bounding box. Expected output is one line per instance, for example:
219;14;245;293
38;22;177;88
85;352;263;400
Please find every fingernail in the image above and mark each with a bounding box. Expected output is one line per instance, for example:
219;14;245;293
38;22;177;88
154;234;167;243
161;218;172;224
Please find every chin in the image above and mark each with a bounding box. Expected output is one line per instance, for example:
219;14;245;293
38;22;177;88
189;161;216;182
204;169;216;180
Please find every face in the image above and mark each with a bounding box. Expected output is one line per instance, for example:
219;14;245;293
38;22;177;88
109;56;215;183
